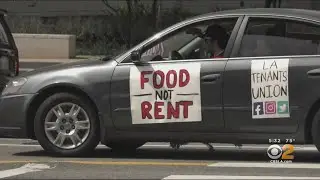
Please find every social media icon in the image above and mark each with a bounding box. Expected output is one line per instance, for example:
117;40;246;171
278;101;289;114
253;102;264;115
265;101;276;114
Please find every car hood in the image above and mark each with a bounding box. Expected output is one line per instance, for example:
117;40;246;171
19;57;113;77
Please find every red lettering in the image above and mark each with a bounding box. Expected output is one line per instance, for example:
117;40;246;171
154;101;165;119
153;70;165;89
140;101;194;120
166;70;177;88
141;101;152;119
140;71;152;89
180;101;193;118
142;69;190;89
179;69;190;87
167;102;180;119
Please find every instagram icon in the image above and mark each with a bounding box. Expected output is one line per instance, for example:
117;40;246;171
265;101;276;114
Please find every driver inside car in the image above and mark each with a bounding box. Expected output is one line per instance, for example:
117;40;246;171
203;24;229;58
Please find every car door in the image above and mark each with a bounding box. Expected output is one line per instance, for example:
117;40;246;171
110;16;243;132
223;15;320;134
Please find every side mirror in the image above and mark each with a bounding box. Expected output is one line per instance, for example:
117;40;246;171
131;50;141;63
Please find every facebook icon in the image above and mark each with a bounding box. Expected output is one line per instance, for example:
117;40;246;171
253;102;264;115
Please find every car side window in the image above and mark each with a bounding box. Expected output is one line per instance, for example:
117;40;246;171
238;17;320;57
142;27;200;60
0;16;9;45
121;17;238;63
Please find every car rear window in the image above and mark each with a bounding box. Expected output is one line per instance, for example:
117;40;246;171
238;17;320;57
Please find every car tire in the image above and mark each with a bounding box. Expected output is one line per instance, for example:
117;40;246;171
106;141;145;153
34;92;100;157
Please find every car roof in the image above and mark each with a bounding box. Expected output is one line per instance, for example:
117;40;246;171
191;8;320;22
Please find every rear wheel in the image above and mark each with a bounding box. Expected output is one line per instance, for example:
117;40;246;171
34;93;100;156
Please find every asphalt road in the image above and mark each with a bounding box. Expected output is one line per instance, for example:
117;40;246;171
0;139;320;179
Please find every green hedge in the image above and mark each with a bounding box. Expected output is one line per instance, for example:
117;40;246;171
6;6;197;56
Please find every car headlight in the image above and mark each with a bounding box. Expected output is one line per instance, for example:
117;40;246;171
1;77;27;96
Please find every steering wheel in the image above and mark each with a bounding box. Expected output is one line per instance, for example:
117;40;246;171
170;50;184;60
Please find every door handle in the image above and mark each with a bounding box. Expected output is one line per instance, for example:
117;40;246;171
307;69;320;78
201;74;220;83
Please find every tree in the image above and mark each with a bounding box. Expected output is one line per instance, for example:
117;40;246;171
28;0;38;7
265;0;282;8
101;0;119;14
152;0;159;30
100;0;160;48
240;0;245;8
126;0;133;48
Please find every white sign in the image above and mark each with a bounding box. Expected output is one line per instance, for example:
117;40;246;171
251;59;290;119
130;63;202;124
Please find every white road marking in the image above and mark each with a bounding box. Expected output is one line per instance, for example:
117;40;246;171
162;175;320;179
0;143;316;151
19;68;34;72
0;138;26;140
0;143;317;151
0;139;317;147
0;143;175;148
143;144;317;150
0;163;52;179
0;144;41;147
208;162;320;169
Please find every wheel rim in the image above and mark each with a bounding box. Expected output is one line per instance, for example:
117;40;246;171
44;102;91;149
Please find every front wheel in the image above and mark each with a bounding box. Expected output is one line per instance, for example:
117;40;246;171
34;92;100;156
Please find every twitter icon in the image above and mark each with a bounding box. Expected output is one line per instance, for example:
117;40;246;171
277;101;289;114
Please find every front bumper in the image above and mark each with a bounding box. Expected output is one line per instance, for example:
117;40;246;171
0;93;35;138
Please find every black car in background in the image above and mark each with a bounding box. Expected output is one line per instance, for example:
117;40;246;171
0;8;19;90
